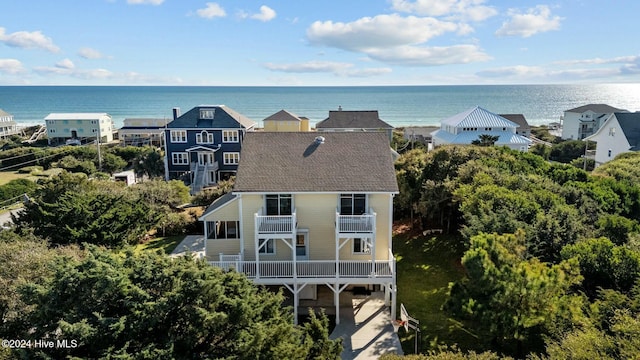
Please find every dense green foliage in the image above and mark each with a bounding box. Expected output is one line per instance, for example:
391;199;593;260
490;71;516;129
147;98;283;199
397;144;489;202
445;232;584;356
0;143;163;177
392;144;640;358
14;172;163;247
12;246;342;359
0;178;37;204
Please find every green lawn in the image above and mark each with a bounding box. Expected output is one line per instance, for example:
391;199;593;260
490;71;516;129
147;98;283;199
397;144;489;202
393;227;482;354
0;168;64;186
133;235;185;255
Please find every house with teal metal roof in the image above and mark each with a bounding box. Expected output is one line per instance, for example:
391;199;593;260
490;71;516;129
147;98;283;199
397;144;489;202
430;106;532;151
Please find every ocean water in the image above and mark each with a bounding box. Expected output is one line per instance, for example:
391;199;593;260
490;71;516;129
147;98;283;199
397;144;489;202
1;84;639;129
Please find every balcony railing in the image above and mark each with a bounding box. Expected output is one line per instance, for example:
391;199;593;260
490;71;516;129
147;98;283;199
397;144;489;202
336;210;376;233
208;259;394;279
255;209;296;234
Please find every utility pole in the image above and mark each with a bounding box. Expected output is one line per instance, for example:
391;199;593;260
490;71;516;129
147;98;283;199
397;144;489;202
96;120;102;172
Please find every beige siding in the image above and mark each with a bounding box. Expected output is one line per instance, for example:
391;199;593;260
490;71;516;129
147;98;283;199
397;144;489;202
206;239;241;260
201;197;239;222
237;193;394;262
371;193;392;260
240;194;262;261
296;194;337;260
263;120;301;132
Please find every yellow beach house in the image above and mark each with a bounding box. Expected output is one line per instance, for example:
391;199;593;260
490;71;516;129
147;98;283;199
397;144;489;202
200;132;399;324
262;109;311;132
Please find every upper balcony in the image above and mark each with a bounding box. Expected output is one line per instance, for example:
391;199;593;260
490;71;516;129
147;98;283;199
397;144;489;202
255;208;297;236
336;208;376;235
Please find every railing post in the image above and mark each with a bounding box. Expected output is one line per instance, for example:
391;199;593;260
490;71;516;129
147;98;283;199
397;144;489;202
254;212;260;279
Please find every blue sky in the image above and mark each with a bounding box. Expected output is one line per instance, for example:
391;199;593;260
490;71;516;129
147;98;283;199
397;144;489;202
1;0;639;86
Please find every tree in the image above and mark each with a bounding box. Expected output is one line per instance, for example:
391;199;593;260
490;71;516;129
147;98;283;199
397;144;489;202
15;247;342;359
100;152;127;174
445;232;584;356
133;147;165;179
14;172;161;248
394;149;428;221
0;230;83;339
471;134;500;147
561;238;640;297
549;140;592;164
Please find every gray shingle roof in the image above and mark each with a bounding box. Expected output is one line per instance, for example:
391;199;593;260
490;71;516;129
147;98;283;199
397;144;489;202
499;114;530;129
615;112;640;150
234;132;399;193
315;110;393;130
565;104;625;114
167;105;256;129
200;192;237;218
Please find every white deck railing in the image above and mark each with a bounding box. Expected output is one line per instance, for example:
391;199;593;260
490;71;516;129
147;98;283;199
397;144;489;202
336;210;376;233
207;259;394;279
255;209;296;234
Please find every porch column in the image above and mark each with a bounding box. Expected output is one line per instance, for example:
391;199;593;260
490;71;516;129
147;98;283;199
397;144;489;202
371;210;377;276
292;213;297;279
335;211;340;279
334;282;340;324
384;283;390;305
254;213;260;279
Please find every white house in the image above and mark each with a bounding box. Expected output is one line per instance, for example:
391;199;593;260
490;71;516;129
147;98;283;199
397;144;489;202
561;104;625;140
45;113;114;146
431;106;532;151
584;112;640;167
200;132;399;324
0;109;19;138
118;118;169;146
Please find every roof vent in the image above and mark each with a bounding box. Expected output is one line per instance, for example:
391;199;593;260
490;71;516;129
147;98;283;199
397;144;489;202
314;136;325;144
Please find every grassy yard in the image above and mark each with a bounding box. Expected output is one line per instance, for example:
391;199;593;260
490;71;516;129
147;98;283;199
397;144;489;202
133;235;185;255
0;168;64;186
393;224;482;354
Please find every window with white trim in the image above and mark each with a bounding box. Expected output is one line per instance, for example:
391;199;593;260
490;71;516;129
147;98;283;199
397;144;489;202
206;221;240;239
172;152;189;165
340;194;366;215
266;194;292;216
258;238;275;254
196;131;214;144
222;130;239;143
200;109;215;119
223;152;240;165
170;130;187;143
353;238;371;254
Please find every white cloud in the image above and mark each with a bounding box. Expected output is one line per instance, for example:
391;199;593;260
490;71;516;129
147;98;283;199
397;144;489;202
390;0;497;21
127;0;164;5
495;5;562;38
197;3;226;19
56;58;75;70
555;55;640;66
264;60;391;77
251;5;276;22
265;61;352;73
307;14;461;51
0;27;60;52
78;47;105;59
476;65;545;78
367;44;491;66
306;14;489;67
0;59;25;74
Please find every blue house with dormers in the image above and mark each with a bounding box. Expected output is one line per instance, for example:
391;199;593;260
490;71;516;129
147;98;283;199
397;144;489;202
164;105;256;193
